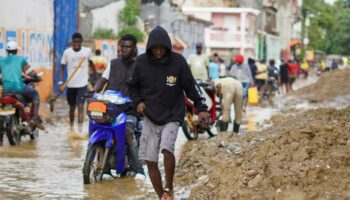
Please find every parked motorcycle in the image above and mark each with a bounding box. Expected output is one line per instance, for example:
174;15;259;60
83;90;130;184
0;73;43;145
182;80;222;140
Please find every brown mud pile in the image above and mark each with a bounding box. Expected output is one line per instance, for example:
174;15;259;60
291;68;350;103
175;107;350;199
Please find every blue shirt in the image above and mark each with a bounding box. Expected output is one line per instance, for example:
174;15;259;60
208;61;219;80
0;55;28;92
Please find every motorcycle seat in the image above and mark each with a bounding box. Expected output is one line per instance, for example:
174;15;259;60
1;91;27;105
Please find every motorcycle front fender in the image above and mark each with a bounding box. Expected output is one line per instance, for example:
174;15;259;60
88;129;110;145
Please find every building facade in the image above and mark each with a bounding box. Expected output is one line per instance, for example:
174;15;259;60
182;7;260;60
79;0;125;39
142;1;210;57
174;0;303;61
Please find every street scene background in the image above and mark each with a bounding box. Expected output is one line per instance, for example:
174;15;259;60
1;0;350;199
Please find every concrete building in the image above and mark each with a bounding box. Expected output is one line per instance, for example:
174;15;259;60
182;7;260;60
142;1;211;56
79;0;125;39
276;0;303;60
174;0;302;61
238;0;302;61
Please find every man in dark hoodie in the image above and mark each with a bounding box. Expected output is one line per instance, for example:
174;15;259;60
128;26;209;200
92;34;145;179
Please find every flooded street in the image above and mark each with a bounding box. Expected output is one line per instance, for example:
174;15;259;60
0;108;189;200
0;76;320;200
0;103;274;200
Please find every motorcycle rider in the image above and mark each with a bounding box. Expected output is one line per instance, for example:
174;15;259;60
0;41;44;130
91;34;145;180
128;26;210;200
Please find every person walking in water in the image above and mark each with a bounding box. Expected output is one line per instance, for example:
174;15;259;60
58;32;96;130
128;26;209;200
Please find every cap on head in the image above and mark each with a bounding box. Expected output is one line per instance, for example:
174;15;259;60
235;54;244;64
6;41;18;51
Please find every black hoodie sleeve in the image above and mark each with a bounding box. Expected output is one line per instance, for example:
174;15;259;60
127;63;143;109
181;61;208;112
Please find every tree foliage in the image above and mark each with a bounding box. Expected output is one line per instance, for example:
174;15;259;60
93;27;117;39
118;0;145;41
305;0;350;54
119;0;141;26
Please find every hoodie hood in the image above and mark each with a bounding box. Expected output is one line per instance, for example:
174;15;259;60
146;26;172;62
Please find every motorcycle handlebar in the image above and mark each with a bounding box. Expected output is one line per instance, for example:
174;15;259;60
23;77;41;84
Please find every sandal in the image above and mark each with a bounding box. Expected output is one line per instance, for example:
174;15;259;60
161;188;173;200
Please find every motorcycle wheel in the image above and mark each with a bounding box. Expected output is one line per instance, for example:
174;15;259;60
6;116;20;145
83;143;105;184
181;120;198;140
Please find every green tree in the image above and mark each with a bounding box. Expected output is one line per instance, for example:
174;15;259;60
304;0;350;55
330;0;350;55
118;0;145;41
304;0;335;52
93;27;117;39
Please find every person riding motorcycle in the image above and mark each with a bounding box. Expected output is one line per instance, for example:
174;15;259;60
0;41;44;130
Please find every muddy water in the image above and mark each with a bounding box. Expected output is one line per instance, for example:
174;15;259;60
0;95;279;200
0;116;190;200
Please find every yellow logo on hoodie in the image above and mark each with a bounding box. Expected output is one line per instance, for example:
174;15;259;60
166;76;177;86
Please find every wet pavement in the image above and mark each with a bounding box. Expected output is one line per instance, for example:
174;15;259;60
0;76;317;200
0;104;189;200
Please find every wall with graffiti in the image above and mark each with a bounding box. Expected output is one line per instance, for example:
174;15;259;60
0;0;55;101
0;28;53;69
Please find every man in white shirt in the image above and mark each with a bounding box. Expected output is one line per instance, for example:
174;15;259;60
187;43;209;81
58;32;96;129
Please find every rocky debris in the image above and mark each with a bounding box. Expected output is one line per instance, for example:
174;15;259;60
175;107;350;200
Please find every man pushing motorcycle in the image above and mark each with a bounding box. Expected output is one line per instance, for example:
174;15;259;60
91;34;145;180
0;41;44;130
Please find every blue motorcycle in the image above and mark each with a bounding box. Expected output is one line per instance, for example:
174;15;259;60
83;90;130;184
